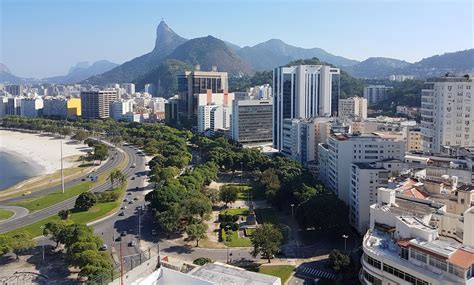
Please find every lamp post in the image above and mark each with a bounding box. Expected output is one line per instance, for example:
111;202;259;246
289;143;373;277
342;234;349;251
60;130;65;194
240;162;243;184
40;226;45;262
225;225;231;263
290;204;295;220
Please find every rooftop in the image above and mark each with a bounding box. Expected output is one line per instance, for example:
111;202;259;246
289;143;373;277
190;263;281;285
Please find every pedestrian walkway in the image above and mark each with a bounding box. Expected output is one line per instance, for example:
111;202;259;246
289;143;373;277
297;265;337;280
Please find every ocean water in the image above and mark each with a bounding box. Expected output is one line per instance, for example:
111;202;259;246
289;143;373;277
0;151;42;191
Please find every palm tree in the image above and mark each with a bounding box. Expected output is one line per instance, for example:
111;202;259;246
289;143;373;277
109;169;127;190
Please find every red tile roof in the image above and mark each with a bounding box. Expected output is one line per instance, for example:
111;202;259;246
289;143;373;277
448;248;474;269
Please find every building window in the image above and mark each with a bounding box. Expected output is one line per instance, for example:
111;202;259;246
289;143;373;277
364;254;381;269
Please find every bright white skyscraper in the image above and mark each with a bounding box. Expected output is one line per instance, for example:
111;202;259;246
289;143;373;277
273;65;340;150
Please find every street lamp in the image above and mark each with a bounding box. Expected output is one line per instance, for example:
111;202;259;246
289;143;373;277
290;204;295;220
225;225;231;263
342;234;349;251
240;162;243;184
40;226;45;262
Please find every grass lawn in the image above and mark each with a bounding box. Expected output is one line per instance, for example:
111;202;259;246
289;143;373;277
220;208;249;216
244;228;256;237
0;209;14;221
225;230;252;247
9;182;92;212
255;208;279;225
258;265;295;284
6;186;125;237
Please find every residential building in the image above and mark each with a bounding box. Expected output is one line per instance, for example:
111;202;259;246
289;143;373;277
0;96;8;116
249;84;272;99
150;97;168;113
281;117;333;165
338;96;368;119
5;84;23;96
144;83;155;96
350;159;405;234
363;85;393;105
406;127;422;152
81;90;118;119
396;105;419;118
361;187;474;285
177;66;228;122
5;97;22;115
389;74;414;81
420;74;474;154
67;98;81;118
319;132;405;204
110;99;134;121
230;99;273;144
43;96;68;118
197;104;232;135
20;97;43;117
121;83;135;95
273;64;340;150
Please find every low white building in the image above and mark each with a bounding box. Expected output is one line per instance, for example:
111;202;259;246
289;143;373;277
110;99;134;121
338;97;367;120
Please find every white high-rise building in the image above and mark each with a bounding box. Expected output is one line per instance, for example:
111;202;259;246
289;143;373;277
318;133;405;205
20;97;43;117
110;99;134;121
196;91;234;135
421;74;474;154
338;96;368;119
363;85;393;105
150;97;168;113
144;84;155;96
121;83;135;95
273;65;340;151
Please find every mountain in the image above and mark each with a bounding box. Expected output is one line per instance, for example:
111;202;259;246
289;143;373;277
44;60;118;84
83;20;187;85
164;36;254;75
344;50;474;79
0;63;35;84
234;39;359;70
343;57;412;78
405;49;474;77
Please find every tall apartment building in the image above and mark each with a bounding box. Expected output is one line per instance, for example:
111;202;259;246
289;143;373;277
338;96;368;119
273;65;340;150
110;99;134;121
165;95;179;124
177;66;228;123
363;85;393;105
196;91;234;134
230;99;273;144
20;97;43;117
318;133;405;204
5;97;22;115
0;97;7;116
121;83;135;95
421;74;474;154
144;84;155;96
43;97;68;118
5;85;23;96
406;127;422;152
281;117;333;165
81;90;118;119
350;159;405;234
361;187;474;285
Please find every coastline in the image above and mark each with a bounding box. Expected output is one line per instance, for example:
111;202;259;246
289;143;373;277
0;130;91;191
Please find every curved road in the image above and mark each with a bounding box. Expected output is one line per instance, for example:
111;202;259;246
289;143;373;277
0;146;138;234
0;206;29;224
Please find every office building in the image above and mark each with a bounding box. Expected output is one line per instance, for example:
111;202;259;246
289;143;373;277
67;98;81;118
81;90;118;119
165;95;179;124
0;97;7;116
273;65;340;151
177;66;228;123
338;97;368;119
421;74;474;154
20;97;43;117
5;97;22;115
121;83;135;95
361;187;474;285
363;85;393;105
319;133;405;204
230;99;273;144
110;99;134;121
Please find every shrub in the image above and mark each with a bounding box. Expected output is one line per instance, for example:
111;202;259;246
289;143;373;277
218;213;239;223
193;257;212;266
97;191;120;203
220;222;239;231
220;228;227;242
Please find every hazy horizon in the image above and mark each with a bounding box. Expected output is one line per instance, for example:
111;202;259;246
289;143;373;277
1;0;473;78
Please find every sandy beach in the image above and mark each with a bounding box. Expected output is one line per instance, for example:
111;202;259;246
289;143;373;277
0;130;90;176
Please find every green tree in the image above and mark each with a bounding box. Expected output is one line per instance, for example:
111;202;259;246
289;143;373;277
219;185;238;207
186;223;207;247
72;130;89;142
75;250;113;279
108;168;126;190
75;192;98;211
43;220;71;248
156;203;182;237
9;231;35;259
328;250;350;272
184;196;212;221
251;224;283;263
260;168;280;202
193;257;212;266
58;209;70;220
0;234;12;256
93;144;109;164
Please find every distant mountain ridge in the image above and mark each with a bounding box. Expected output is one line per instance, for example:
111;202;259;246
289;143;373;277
43;60;118;84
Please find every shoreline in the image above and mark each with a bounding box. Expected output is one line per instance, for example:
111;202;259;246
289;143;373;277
0;130;91;191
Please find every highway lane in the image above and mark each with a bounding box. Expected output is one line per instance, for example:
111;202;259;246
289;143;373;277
0;146;138;233
0;146;122;206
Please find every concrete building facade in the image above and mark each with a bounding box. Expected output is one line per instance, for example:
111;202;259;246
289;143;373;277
230;99;273;144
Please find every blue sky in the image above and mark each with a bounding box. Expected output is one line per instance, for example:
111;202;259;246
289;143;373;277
1;0;473;78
